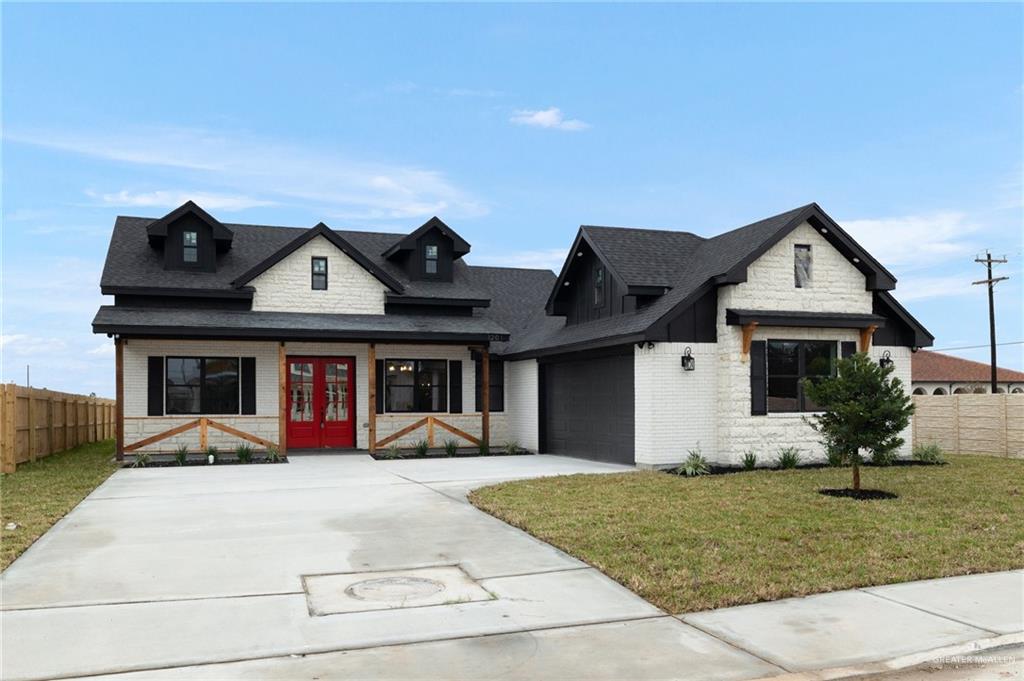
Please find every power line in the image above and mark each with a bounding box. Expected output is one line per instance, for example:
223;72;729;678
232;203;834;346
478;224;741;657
932;340;1023;352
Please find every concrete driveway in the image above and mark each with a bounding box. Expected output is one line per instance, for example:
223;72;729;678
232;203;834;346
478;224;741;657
0;454;780;681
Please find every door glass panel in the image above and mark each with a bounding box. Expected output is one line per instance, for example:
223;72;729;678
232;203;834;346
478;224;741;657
324;362;348;422
290;362;314;422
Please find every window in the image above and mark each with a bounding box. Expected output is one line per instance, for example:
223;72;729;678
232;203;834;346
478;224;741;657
385;359;447;412
474;357;505;412
932;388;948;395
166;357;239;414
766;340;836;412
183;230;198;263
311;257;328;290
794;244;811;288
593;265;605;306
913;387;927;395
424;244;439;275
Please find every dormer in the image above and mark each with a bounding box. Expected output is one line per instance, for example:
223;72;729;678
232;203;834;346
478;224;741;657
382;217;471;283
146;201;233;272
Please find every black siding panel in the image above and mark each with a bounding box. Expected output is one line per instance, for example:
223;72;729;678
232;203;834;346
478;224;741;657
541;352;634;464
375;360;385;414
147;357;164;416
240;357;256;415
449;361;463;413
664;286;718;342
841;341;857;359
750;341;767;416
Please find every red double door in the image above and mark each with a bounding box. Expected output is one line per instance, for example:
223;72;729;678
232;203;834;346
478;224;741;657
286;357;355;449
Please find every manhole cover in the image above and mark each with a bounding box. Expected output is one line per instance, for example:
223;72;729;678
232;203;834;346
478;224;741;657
346;576;446;602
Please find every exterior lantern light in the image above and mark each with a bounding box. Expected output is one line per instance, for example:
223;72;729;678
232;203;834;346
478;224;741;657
879;350;894;369
681;347;696;371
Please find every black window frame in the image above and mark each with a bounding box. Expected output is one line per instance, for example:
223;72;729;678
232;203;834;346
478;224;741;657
794;244;812;288
384;358;448;413
311;256;328;290
424;244;439;276
766;340;836;413
183;230;199;264
593;264;605;307
165;356;240;415
474;357;505;413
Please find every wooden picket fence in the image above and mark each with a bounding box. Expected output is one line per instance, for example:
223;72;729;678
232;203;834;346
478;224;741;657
913;393;1024;458
0;384;116;473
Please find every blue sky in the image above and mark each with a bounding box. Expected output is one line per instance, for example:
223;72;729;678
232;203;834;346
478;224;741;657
2;2;1022;396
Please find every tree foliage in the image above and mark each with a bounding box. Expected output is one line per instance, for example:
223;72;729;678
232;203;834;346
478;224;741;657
803;352;914;490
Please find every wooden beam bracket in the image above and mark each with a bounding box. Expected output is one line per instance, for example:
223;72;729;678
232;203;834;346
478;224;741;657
740;322;759;361
859;324;878;353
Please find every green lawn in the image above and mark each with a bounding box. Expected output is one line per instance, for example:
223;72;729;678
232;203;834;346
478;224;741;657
470;455;1024;614
1;439;118;570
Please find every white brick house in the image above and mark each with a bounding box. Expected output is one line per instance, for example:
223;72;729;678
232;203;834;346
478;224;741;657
95;201;932;467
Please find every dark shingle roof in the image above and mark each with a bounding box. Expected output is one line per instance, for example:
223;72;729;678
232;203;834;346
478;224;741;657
466;266;558;353
581;226;706;287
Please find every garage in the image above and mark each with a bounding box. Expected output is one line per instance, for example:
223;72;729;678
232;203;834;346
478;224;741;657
540;351;634;464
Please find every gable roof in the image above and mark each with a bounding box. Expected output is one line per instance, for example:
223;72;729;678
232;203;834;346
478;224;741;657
382;216;471;259
145;200;234;246
230;222;404;293
912;350;1024;383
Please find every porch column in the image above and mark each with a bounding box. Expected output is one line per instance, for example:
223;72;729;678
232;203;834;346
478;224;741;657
278;342;287;456
115;337;124;462
368;343;377;453
481;346;490;449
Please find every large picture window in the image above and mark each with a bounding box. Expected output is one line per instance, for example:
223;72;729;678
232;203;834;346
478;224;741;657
385;359;448;413
166;357;240;415
474;357;505;412
767;340;836;412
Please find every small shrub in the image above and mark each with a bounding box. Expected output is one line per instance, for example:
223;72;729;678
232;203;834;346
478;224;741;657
675;449;709;477
205;446;219;464
414;439;429;457
235;444;254;464
443;439;459;457
478;441;490;456
776;447;801;469
870;448;894;466
741;450;757;471
825;445;846;468
503;439;522;455
378;443;403;459
265;445;283;463
174;444;189;466
130;451;151;468
913;443;945;464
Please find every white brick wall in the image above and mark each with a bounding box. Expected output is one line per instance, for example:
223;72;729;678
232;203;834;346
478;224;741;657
250;235;389;314
507;359;539;452
634;343;717;467
870;344;913;458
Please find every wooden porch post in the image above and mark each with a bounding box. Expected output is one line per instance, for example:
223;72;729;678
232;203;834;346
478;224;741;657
481;347;490;449
368;343;377;453
115;338;124;461
278;342;287;456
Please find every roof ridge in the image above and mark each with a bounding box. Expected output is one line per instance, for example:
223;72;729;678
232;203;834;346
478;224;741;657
708;203;814;241
467;265;556;273
581;224;705;238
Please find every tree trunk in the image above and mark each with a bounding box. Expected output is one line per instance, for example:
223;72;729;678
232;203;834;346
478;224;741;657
852;463;861;491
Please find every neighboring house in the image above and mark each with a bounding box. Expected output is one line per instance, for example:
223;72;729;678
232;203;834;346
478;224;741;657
911;350;1024;395
93;201;933;468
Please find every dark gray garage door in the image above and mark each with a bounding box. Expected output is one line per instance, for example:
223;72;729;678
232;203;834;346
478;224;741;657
541;352;634;464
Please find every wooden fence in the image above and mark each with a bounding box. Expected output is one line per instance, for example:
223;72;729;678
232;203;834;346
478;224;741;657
913;394;1024;458
0;384;116;473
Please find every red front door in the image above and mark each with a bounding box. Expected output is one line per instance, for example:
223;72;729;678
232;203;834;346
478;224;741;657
286;357;355;449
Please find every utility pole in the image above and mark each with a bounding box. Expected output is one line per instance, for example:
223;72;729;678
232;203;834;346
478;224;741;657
972;251;1009;393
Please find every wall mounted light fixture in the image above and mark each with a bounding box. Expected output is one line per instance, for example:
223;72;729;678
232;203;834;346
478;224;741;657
879;350;894;369
681;347;695;371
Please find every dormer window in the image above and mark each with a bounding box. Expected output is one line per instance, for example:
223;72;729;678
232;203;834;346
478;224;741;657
424;244;439;275
311;257;328;290
794;244;811;288
183;231;198;263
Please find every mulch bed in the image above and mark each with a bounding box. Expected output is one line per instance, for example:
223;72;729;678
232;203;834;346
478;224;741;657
667;459;943;477
370;450;531;461
818;488;899;500
125;457;288;468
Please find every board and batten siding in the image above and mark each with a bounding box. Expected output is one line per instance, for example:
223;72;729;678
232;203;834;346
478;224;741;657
712;221;911;465
634;342;717;467
250;235;389;314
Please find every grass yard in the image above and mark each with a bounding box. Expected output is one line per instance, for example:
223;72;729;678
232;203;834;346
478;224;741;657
470;455;1024;614
1;439;118;570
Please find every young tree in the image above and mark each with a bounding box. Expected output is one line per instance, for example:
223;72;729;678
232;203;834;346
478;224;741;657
803;352;914;490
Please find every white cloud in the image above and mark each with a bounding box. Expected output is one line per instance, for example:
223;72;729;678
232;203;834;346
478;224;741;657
86;189;276;212
0;334;68;356
510;107;590;132
7;126;488;221
473;248;566;271
841;212;980;271
87;343;116;356
891;273;987;302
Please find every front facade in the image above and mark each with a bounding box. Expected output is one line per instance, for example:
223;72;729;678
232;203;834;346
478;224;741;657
95;201;933;467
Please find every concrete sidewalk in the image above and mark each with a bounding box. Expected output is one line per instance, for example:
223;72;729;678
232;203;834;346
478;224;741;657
1;455;1020;680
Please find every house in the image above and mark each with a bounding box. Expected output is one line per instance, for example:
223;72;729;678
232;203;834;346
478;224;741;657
911;350;1024;395
93;201;933;468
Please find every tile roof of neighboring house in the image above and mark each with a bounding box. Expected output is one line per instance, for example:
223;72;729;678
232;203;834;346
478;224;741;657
911;350;1024;383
